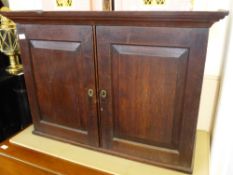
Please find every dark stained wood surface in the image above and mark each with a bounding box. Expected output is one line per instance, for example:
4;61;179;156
0;11;229;27
0;140;112;175
96;26;209;172
1;11;228;173
110;45;188;146
17;24;99;147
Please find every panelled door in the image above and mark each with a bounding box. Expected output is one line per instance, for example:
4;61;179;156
96;26;208;171
17;25;99;146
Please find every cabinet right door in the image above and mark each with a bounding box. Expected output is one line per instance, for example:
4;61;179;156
96;26;209;172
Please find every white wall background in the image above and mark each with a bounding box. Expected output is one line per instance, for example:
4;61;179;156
8;0;92;11
114;0;193;11
8;0;42;11
194;0;233;175
210;1;233;174
195;0;230;132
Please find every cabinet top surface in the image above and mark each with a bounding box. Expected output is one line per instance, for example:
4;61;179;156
0;11;229;28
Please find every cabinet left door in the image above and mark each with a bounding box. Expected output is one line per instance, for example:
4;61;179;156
17;25;99;147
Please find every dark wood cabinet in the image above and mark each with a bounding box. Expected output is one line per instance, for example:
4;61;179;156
1;11;228;173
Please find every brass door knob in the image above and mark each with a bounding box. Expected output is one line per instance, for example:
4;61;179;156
100;90;107;99
87;89;94;98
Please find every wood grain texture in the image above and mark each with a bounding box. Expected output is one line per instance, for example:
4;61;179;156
111;45;188;147
17;24;99;147
0;140;112;175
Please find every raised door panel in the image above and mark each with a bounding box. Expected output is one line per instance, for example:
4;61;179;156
111;45;188;148
17;25;99;146
96;26;209;172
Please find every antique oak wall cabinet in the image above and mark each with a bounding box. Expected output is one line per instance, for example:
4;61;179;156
1;11;228;173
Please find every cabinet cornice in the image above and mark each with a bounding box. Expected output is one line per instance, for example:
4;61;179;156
0;11;229;28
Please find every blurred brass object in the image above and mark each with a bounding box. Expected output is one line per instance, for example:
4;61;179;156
0;6;10;11
0;15;23;75
0;15;15;31
103;0;112;11
56;0;72;7
191;0;195;10
144;0;165;5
